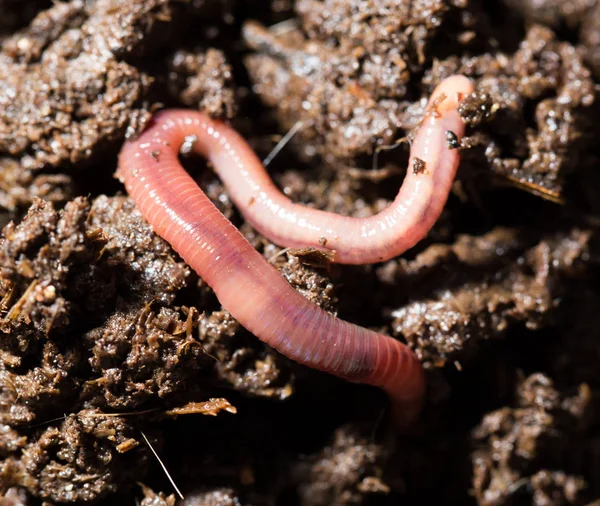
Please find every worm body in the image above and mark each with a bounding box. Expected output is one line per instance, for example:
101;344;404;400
122;75;473;265
116;75;472;426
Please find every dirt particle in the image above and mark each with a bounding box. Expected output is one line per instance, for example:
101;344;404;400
412;157;427;174
446;130;460;149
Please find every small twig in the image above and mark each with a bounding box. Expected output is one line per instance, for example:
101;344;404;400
140;430;184;501
268;18;300;36
164;399;237;417
4;280;38;321
23;414;67;429
81;408;158;418
500;174;565;204
370;408;386;443
372;136;408;172
263;121;304;167
268;247;291;264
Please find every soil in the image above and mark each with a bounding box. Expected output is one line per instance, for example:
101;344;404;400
0;0;600;505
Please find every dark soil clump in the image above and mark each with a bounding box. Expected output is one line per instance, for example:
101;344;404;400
1;0;600;505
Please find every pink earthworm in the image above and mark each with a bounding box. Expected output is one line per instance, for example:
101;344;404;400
116;75;473;426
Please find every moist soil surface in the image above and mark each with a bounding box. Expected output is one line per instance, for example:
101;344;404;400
1;1;600;505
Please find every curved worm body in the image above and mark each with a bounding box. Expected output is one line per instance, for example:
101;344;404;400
120;75;473;265
116;75;472;426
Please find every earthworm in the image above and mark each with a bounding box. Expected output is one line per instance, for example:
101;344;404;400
116;75;472;426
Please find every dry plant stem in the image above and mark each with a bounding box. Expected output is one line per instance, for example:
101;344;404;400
116;75;473;427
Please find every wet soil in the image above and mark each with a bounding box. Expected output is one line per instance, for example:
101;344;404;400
1;1;600;505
